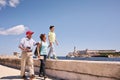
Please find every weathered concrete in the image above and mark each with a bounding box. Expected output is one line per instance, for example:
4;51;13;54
46;60;120;80
0;57;120;80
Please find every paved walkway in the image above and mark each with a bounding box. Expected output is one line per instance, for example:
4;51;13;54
0;65;54;80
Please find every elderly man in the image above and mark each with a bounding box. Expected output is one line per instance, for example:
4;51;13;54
19;30;37;79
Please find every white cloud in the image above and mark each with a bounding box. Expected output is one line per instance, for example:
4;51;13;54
9;0;20;7
0;25;27;35
0;0;21;9
0;0;6;7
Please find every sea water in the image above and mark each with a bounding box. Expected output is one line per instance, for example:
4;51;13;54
57;56;120;62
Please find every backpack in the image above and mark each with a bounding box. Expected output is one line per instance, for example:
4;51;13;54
34;42;42;56
34;47;38;56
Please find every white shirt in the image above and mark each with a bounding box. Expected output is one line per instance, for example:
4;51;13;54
19;37;36;51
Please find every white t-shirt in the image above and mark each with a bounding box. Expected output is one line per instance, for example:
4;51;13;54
19;37;36;51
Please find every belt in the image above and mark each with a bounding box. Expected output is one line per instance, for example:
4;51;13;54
22;50;32;52
27;51;32;52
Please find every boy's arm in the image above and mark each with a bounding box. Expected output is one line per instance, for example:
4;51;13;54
48;35;50;43
55;37;58;46
48;35;52;46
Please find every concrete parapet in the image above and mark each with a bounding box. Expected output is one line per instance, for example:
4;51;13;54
0;57;21;69
46;60;120;80
0;57;120;80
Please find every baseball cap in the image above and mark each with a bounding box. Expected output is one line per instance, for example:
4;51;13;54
26;30;34;35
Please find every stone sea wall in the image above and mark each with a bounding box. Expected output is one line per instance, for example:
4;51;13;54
0;56;120;80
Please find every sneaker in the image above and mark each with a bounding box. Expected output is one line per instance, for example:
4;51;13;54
44;75;48;78
39;74;43;77
54;57;58;60
48;57;51;59
21;75;26;78
30;75;35;79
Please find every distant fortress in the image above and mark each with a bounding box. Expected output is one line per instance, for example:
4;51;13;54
66;47;119;58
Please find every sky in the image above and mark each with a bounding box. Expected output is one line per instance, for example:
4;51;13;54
0;0;120;56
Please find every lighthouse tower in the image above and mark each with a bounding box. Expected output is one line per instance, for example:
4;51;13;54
74;46;76;53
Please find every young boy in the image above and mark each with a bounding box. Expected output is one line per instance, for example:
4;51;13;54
48;25;58;59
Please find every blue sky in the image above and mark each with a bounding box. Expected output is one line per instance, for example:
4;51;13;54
0;0;120;56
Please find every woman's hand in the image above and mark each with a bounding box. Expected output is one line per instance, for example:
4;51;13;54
38;55;41;59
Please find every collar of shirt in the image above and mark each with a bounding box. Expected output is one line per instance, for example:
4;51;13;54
26;37;31;41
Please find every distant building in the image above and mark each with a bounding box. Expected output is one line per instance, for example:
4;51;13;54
66;48;116;57
13;52;20;57
98;50;116;53
86;49;116;54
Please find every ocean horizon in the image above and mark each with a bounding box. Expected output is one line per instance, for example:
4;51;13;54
57;56;120;62
1;55;120;62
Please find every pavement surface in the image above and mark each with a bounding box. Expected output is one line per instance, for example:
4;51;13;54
0;65;55;80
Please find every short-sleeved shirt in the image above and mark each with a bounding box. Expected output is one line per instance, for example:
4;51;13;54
39;41;48;55
19;37;36;51
48;31;56;43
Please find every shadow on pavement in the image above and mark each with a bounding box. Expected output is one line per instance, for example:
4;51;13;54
0;75;30;80
0;75;56;80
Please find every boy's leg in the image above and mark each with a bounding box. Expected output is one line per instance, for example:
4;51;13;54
48;46;52;59
51;44;57;59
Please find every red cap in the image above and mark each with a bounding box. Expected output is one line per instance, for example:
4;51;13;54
26;30;34;35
